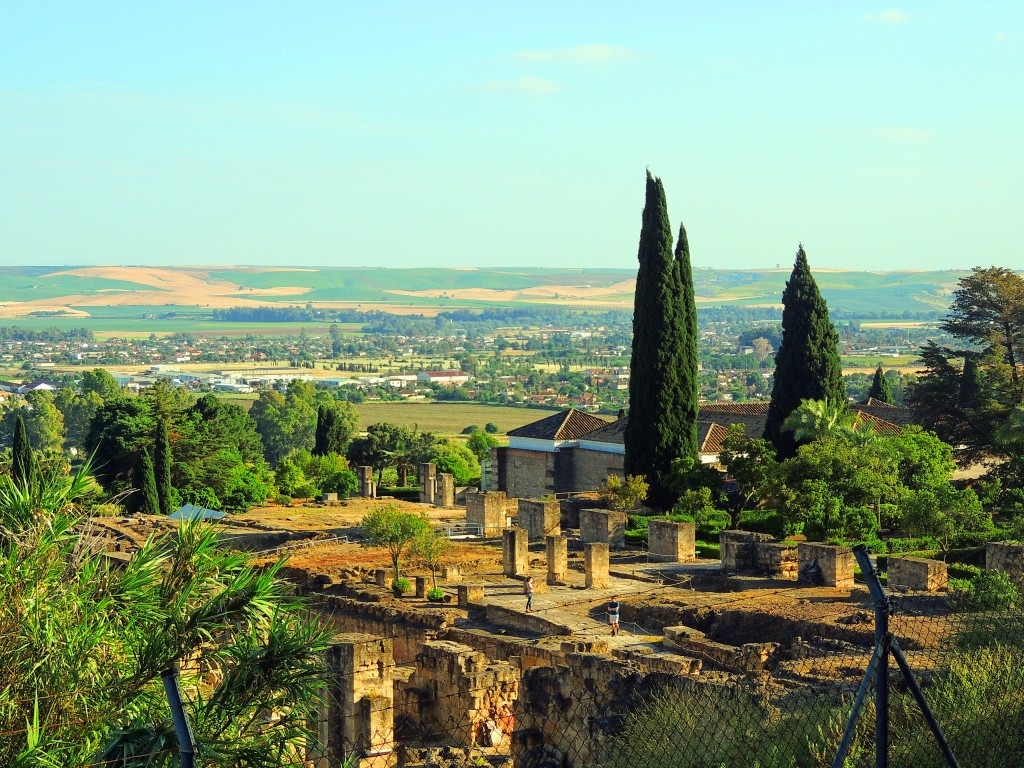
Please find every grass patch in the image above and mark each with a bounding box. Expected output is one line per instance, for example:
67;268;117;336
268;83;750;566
355;401;578;436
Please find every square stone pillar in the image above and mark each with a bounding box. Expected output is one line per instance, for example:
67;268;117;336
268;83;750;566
437;473;455;508
317;633;394;768
415;576;428;598
579;509;627;548
419;463;437;505
502;527;529;578
465;490;508;536
798;543;854;588
584;542;610;589
374;569;388;588
546;535;568;585
357;466;377;499
518;498;561;540
648;520;696;562
442;565;462;583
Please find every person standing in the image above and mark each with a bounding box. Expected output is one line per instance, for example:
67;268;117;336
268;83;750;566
607;596;621;636
524;576;535;612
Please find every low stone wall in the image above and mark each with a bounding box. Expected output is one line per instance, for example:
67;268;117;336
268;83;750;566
518;498;561;540
466;490;509;536
720;530;775;572
484;604;574;636
986;541;1024;583
888;557;947;591
579;509;626;548
663;625;781;674
798;543;855;589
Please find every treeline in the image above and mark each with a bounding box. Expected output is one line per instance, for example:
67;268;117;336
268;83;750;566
0;326;94;342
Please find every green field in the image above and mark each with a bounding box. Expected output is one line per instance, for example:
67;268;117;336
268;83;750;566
354;401;587;436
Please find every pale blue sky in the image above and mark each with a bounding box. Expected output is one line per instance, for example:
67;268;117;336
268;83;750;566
1;2;1021;270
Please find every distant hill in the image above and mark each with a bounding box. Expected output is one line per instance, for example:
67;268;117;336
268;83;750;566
0;265;974;319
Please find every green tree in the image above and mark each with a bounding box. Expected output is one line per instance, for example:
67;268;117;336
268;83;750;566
868;365;894;403
599;473;649;512
763;245;845;458
11;411;33;487
624;172;699;508
79;367;121;400
19;390;65;453
411;528;454;590
313;401;358;456
466;429;499;463
718;425;779;525
782;397;866;444
86;396;156;488
361;504;431;580
249;381;320;465
901;484;990;554
484;422;499;434
430;440;481;485
130;448;160;516
54;388;103;451
154;416;172;515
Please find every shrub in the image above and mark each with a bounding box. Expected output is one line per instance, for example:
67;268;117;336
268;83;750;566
461;425;479;435
965;570;1020;611
947;562;983;581
322;469;358;498
484;422;499;434
273;493;292;506
427;587;445;601
392;577;412;595
737;509;789;538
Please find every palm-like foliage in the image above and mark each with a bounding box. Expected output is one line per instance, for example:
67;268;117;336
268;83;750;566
782;398;874;444
0;462;330;767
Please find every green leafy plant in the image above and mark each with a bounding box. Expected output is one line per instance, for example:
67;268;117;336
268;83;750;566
392;577;412;595
427;586;445;601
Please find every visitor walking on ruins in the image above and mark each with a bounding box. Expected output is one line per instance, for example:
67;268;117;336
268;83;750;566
607;596;621;635
524;576;534;612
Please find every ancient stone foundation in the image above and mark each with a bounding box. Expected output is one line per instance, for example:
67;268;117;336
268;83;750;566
547;535;568;585
457;584;485;609
798;543;854;588
518;498;561;540
403;640;519;748
318;633;395;768
358;466;377;499
502;527;529;578
579;509;626;548
465;490;508;536
585;542;610;589
986;541;1024;583
648;520;696;562
888;556;947;591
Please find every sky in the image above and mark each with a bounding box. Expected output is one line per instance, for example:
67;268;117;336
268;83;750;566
0;2;1021;271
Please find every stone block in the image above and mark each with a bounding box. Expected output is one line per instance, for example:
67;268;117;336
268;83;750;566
986;541;1024;583
518;498;561;540
648;520;696;562
502;527;529;578
579;508;627;548
442;565;462;583
466;490;509;536
374;569;388;588
418;463;437;505
585;542;610;589
888;557;947;591
437;473;455;507
798;543;855;588
720;530;776;573
457;584;485;609
357;466;377;499
415;576;428;598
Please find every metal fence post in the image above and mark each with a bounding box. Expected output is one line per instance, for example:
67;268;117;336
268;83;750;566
162;664;196;768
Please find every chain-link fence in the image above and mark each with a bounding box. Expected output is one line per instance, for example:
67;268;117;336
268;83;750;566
298;546;1023;768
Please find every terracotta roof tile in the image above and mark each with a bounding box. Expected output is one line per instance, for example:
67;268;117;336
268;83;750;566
506;408;611;441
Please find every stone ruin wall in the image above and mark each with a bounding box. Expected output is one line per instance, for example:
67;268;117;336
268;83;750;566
986;541;1024;583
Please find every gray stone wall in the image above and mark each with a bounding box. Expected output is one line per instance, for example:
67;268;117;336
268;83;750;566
518;498;561;540
986;541;1024;583
571;448;625;492
798;543;854;588
648;520;696;562
888;556;947;591
579;509;626;548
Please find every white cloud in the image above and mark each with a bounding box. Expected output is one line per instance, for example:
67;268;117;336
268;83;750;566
472;77;561;95
512;44;637;66
864;8;911;24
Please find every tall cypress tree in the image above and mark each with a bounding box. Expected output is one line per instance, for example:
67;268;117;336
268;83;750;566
763;245;845;458
868;365;894;404
131;449;160;517
624;172;698;509
154;417;173;516
313;405;335;456
12;412;33;487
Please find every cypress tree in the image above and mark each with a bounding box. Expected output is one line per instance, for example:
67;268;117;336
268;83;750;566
154;417;173;516
132;449;160;517
624;172;698;509
868;365;894;404
958;355;983;410
313;405;334;456
12;412;33;487
763;245;845;458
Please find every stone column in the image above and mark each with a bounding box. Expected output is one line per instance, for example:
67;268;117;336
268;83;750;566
415;576;428;598
357;466;377;499
437;473;455;508
584;542;610;589
502;527;529;578
374;569;388;588
419;463;437;505
317;633;394;768
798;543;855;589
546;534;568;585
518;498;561;541
457;584;485;608
579;509;627;548
648;520;696;562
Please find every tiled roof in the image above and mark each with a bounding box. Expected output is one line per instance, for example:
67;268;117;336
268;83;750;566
506;408;611;441
698;421;732;455
699;401;770;415
855;402;916;426
579;417;628;444
854;411;904;437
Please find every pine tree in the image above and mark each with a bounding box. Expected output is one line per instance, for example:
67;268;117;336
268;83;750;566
868;365;893;404
763;245;845;458
154;417;172;515
624;172;699;509
131;449;160;517
12;412;34;487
